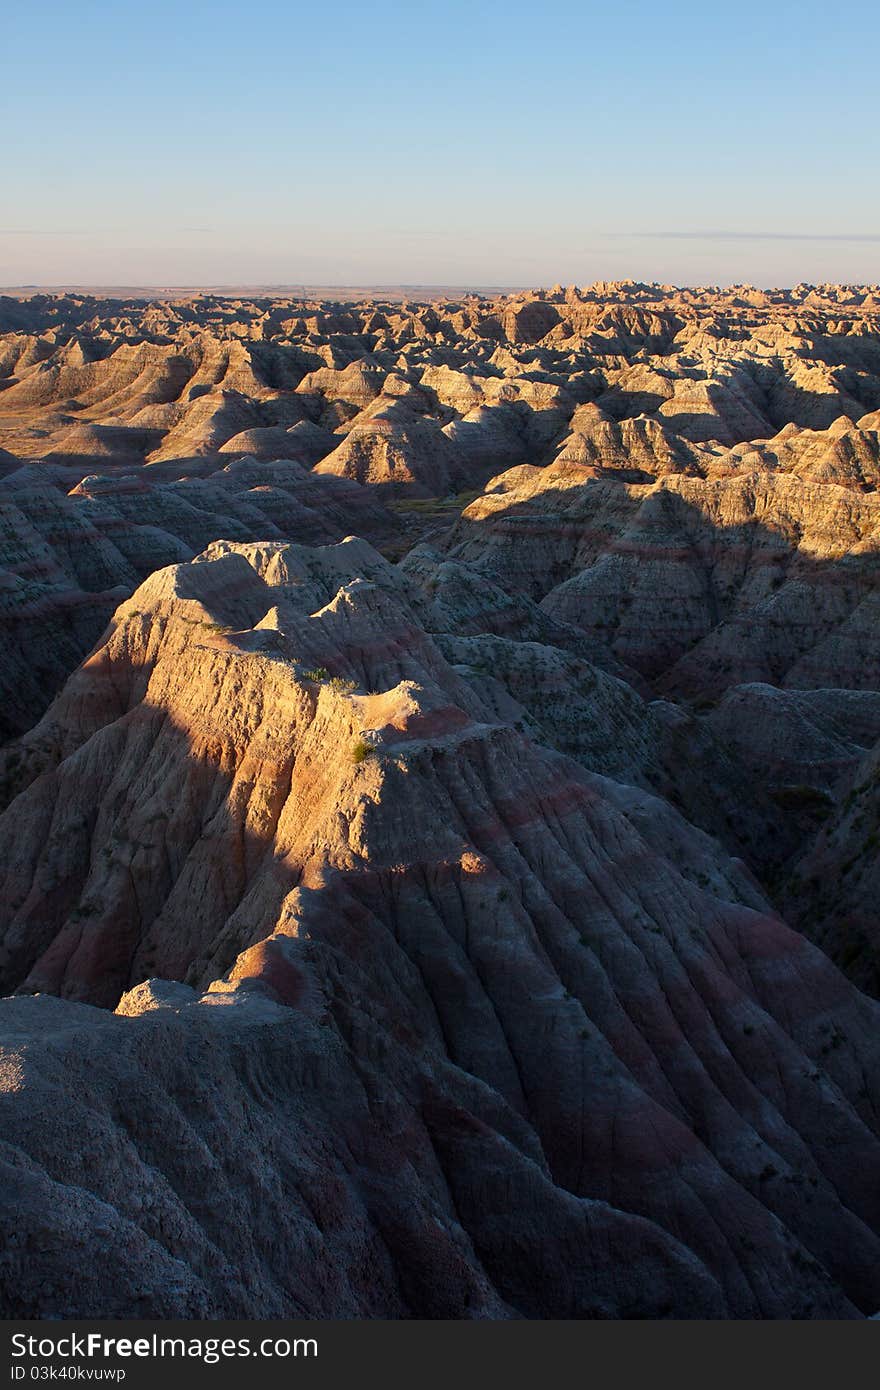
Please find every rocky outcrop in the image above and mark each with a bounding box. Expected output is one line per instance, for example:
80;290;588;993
0;461;392;739
4;284;880;1320
785;735;880;996
314;398;467;495
0;988;719;1320
5;282;879;479
442;463;880;697
3;543;880;1318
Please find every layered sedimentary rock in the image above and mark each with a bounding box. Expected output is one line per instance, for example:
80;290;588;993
0;989;718;1319
443;461;880;697
314;397;465;495
0;459;391;739
3;283;880;1319
786;737;880;997
3;543;880;1318
4;282;879;477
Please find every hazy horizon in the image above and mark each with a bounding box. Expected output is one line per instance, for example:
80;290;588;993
3;0;879;287
4;267;880;296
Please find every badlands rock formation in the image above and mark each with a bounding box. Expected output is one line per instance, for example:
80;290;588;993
2;282;880;1318
0;455;391;740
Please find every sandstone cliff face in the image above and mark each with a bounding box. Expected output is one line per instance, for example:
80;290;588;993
3;284;880;1319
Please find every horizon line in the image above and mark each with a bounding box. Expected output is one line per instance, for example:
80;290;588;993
3;279;880;298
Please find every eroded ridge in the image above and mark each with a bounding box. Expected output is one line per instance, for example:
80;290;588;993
3;283;880;1318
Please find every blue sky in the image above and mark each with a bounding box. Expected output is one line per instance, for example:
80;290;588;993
2;0;878;287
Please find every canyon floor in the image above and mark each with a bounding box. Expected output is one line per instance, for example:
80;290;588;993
2;281;880;1318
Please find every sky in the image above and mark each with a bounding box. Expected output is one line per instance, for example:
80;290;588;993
2;0;879;289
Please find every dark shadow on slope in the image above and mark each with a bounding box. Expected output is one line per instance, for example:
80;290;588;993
3;612;880;1315
439;471;880;981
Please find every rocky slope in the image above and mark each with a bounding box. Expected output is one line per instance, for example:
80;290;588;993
2;283;880;1319
442;457;880;696
785;736;880;998
0;457;391;740
2;541;880;1319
